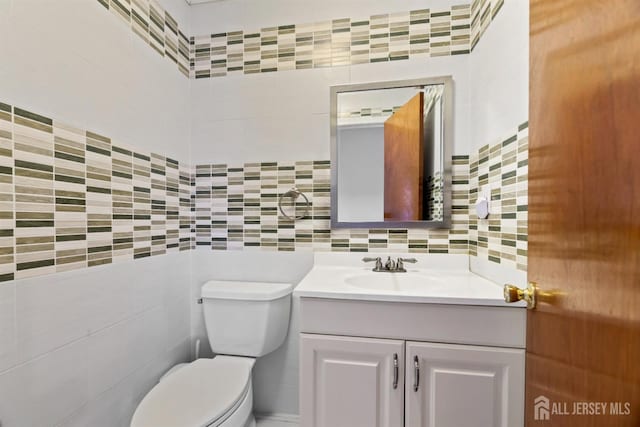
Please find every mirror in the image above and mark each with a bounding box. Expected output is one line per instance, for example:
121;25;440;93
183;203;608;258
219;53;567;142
330;77;453;229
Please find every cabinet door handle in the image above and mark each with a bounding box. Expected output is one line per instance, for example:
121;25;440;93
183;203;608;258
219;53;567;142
393;353;399;389
413;356;420;392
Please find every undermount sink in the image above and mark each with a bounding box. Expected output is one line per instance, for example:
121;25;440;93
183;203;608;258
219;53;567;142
345;272;447;292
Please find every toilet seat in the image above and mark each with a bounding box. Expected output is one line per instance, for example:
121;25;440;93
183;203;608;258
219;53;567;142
131;356;255;427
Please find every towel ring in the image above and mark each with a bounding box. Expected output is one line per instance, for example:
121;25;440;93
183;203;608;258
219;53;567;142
278;187;310;220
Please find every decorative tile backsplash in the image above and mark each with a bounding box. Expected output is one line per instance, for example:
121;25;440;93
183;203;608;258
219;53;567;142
193;158;471;253
94;0;505;80
192;122;528;272
469;122;528;271
471;0;504;50
190;5;473;79
0;98;527;282
0;101;194;283
96;0;191;76
193;159;470;253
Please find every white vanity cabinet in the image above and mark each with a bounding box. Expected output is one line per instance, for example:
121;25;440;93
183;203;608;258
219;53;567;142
300;334;524;427
405;341;525;427
298;297;527;427
300;334;405;427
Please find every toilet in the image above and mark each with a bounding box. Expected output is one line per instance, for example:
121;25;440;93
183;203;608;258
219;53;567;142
131;280;294;427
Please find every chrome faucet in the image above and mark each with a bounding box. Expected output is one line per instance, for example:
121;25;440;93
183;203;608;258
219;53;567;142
362;256;418;273
384;257;396;271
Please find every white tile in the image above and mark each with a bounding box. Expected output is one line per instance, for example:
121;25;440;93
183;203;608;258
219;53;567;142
85;265;136;334
15;271;93;363
469;0;529;150
87;316;139;399
189;0;451;35
0;338;89;427
130;262;166;316
2;0;190;163
165;295;191;349
59;373;136;427
190;66;350;165
253;380;300;417
129;307;168;370
0;282;17;373
87;306;169;399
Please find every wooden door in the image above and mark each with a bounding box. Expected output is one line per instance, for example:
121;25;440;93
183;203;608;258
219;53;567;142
528;0;640;425
405;341;525;427
299;334;404;427
384;92;424;220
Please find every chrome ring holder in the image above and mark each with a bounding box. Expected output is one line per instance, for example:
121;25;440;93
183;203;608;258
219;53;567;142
278;187;310;220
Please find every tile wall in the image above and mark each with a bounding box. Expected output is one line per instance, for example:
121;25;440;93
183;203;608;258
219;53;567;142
94;0;505;80
96;0;191;76
469;122;528;271
471;0;505;50
0;101;194;283
192;122;528;271
193;158;470;253
190;5;472;79
0;1;522;282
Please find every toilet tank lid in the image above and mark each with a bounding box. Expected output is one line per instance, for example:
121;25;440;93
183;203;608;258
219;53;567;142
202;280;293;301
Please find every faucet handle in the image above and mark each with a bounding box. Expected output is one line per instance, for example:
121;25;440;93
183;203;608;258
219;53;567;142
396;257;417;272
362;257;384;271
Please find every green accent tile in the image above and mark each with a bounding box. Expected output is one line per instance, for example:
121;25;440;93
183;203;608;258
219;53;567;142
14;107;52;126
17;259;55;271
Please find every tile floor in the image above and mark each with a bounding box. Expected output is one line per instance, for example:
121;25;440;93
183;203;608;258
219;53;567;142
256;417;298;427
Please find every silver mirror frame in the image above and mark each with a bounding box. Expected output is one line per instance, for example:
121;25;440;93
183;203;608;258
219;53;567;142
330;76;454;229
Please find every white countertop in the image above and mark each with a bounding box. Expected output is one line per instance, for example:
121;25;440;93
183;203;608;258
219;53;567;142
294;253;527;307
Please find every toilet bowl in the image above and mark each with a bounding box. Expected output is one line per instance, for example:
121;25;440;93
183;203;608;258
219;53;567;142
131;356;255;427
131;280;293;427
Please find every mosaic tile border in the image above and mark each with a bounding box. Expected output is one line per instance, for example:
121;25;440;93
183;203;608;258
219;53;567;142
190;5;472;79
471;0;504;51
188;0;505;79
193;158;470;253
94;0;505;80
96;0;191;77
468;122;528;271
0;100;195;283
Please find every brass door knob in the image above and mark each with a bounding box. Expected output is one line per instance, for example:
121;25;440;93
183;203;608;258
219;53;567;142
503;282;538;309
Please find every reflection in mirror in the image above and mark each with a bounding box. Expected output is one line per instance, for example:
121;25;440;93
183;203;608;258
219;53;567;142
331;77;452;229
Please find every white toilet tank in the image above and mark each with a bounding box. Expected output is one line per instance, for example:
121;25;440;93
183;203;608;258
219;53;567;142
201;280;293;357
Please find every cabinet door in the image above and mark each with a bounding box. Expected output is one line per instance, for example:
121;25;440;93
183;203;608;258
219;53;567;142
300;333;404;427
405;341;525;427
